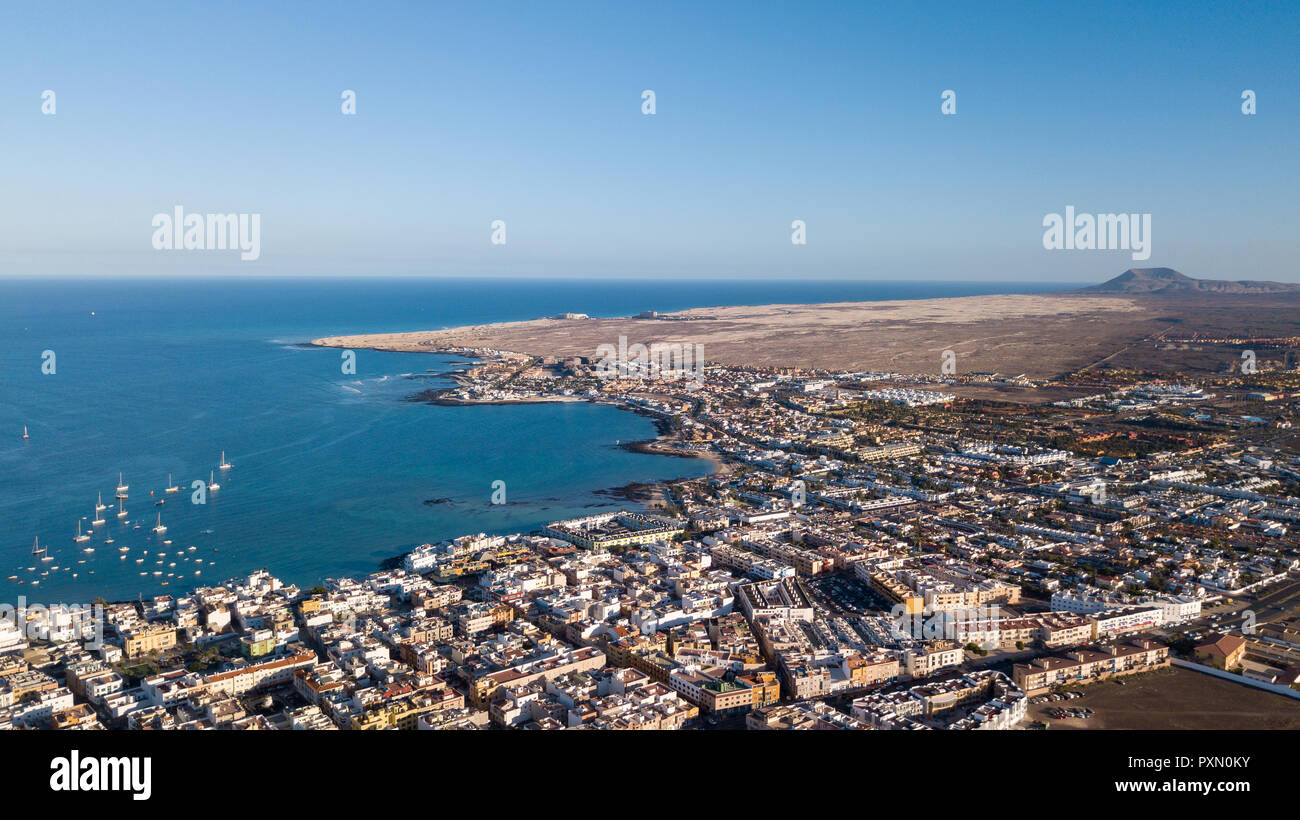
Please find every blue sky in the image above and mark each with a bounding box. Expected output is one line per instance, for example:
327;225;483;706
1;0;1297;281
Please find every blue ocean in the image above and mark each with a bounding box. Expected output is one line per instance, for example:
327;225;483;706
0;277;1069;602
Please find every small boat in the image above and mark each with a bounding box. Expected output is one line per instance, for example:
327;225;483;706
95;493;107;512
155;499;165;506
82;546;94;554
163;539;172;545
135;558;144;564
74;521;90;543
118;545;129;552
165;474;179;493
219;451;233;470
105;537;115;545
6;575;15;581
209;470;221;492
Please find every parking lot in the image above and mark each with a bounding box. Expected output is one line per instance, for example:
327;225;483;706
805;574;891;616
1029;691;1096;723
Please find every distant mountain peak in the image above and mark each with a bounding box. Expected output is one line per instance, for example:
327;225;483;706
1078;268;1300;295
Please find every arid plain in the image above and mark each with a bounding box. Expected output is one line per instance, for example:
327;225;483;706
314;289;1300;379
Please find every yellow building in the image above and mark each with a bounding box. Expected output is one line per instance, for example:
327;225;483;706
737;671;781;707
1194;634;1246;670
123;625;177;658
867;572;924;614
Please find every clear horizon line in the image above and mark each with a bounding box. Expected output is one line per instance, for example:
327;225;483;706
0;272;1103;285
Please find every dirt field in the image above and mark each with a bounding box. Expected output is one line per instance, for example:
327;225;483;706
1028;666;1300;730
314;292;1300;379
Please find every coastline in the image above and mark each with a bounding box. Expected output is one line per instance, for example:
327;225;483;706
364;348;722;567
308;292;1150;377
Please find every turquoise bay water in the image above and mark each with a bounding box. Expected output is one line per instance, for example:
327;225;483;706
0;277;1069;602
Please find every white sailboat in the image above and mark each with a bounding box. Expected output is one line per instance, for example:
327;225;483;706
74;521;90;543
22;426;29;440
92;505;105;527
95;492;107;512
165;474;179;493
152;512;167;535
209;470;221;492
31;537;45;559
116;472;129;498
219;451;232;470
117;501;128;519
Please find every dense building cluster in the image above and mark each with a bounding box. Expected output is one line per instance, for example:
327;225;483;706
4;351;1300;729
